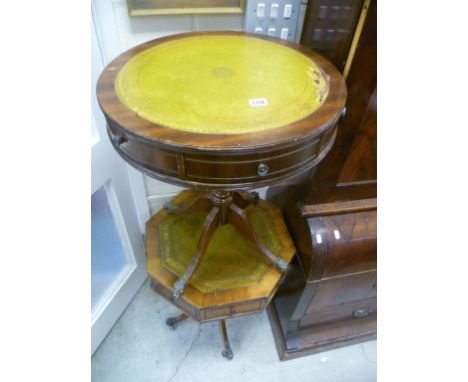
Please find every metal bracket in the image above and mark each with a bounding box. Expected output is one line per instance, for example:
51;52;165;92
163;202;175;214
173;277;188;300
166;317;178;331
275;258;289;272
250;191;259;204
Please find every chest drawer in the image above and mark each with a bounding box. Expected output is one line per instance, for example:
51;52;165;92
300;270;376;328
300;297;376;327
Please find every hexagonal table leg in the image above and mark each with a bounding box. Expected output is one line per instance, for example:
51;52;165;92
166;313;189;331
229;204;289;272
220;319;234;360
172;207;220;300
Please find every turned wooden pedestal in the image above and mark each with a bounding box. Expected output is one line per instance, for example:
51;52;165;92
268;185;377;360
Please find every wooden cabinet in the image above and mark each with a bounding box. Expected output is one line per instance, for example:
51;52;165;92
269;185;376;359
312;0;376;188
268;0;377;360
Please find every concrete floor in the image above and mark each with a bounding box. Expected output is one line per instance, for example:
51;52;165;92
92;280;377;382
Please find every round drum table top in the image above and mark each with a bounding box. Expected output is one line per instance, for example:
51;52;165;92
114;35;328;135
97;31;346;152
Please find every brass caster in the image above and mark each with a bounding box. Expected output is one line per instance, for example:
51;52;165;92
222;348;234;360
166;317;177;331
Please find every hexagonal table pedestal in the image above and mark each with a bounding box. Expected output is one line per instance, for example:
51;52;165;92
146;190;295;359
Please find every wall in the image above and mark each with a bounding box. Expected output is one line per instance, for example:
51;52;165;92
112;0;244;49
109;0;269;215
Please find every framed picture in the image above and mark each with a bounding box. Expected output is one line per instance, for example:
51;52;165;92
128;0;246;15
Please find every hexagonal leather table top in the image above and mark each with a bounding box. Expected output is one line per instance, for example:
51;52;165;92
146;190;296;322
158;205;282;293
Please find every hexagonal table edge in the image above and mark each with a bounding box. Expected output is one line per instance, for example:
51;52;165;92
146;190;296;322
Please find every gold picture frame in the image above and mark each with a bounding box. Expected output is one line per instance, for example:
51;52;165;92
128;0;246;16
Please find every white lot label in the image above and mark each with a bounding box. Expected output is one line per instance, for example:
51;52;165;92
316;234;322;244
249;98;268;107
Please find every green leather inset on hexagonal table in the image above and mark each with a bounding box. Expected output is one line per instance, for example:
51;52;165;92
158;205;282;293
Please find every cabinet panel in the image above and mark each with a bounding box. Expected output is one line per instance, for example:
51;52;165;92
305;271;376;312
309;0;376;187
300;297;376;327
301;0;364;70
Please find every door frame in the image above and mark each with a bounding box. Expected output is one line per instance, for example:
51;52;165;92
91;0;150;354
92;0;150;235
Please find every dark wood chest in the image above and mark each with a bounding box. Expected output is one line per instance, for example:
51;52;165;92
269;185;376;359
268;0;377;360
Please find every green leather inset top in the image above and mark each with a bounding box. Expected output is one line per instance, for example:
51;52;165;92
158;205;283;293
115;35;329;134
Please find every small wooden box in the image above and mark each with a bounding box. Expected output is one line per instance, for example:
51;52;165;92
268;184;377;360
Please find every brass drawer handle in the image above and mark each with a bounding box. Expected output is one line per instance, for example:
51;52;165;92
353;308;373;318
257;163;269;176
114;135;128;146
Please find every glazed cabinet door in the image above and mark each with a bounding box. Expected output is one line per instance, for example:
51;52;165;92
91;7;148;354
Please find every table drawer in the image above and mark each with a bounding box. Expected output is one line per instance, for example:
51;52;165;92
203;300;262;320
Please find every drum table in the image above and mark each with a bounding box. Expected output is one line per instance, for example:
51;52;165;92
97;31;346;359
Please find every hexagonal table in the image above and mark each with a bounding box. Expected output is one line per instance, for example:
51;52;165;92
146;190;295;359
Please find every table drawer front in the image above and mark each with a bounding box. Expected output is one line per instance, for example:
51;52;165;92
107;119;337;189
183;138;321;184
203;300;262;321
